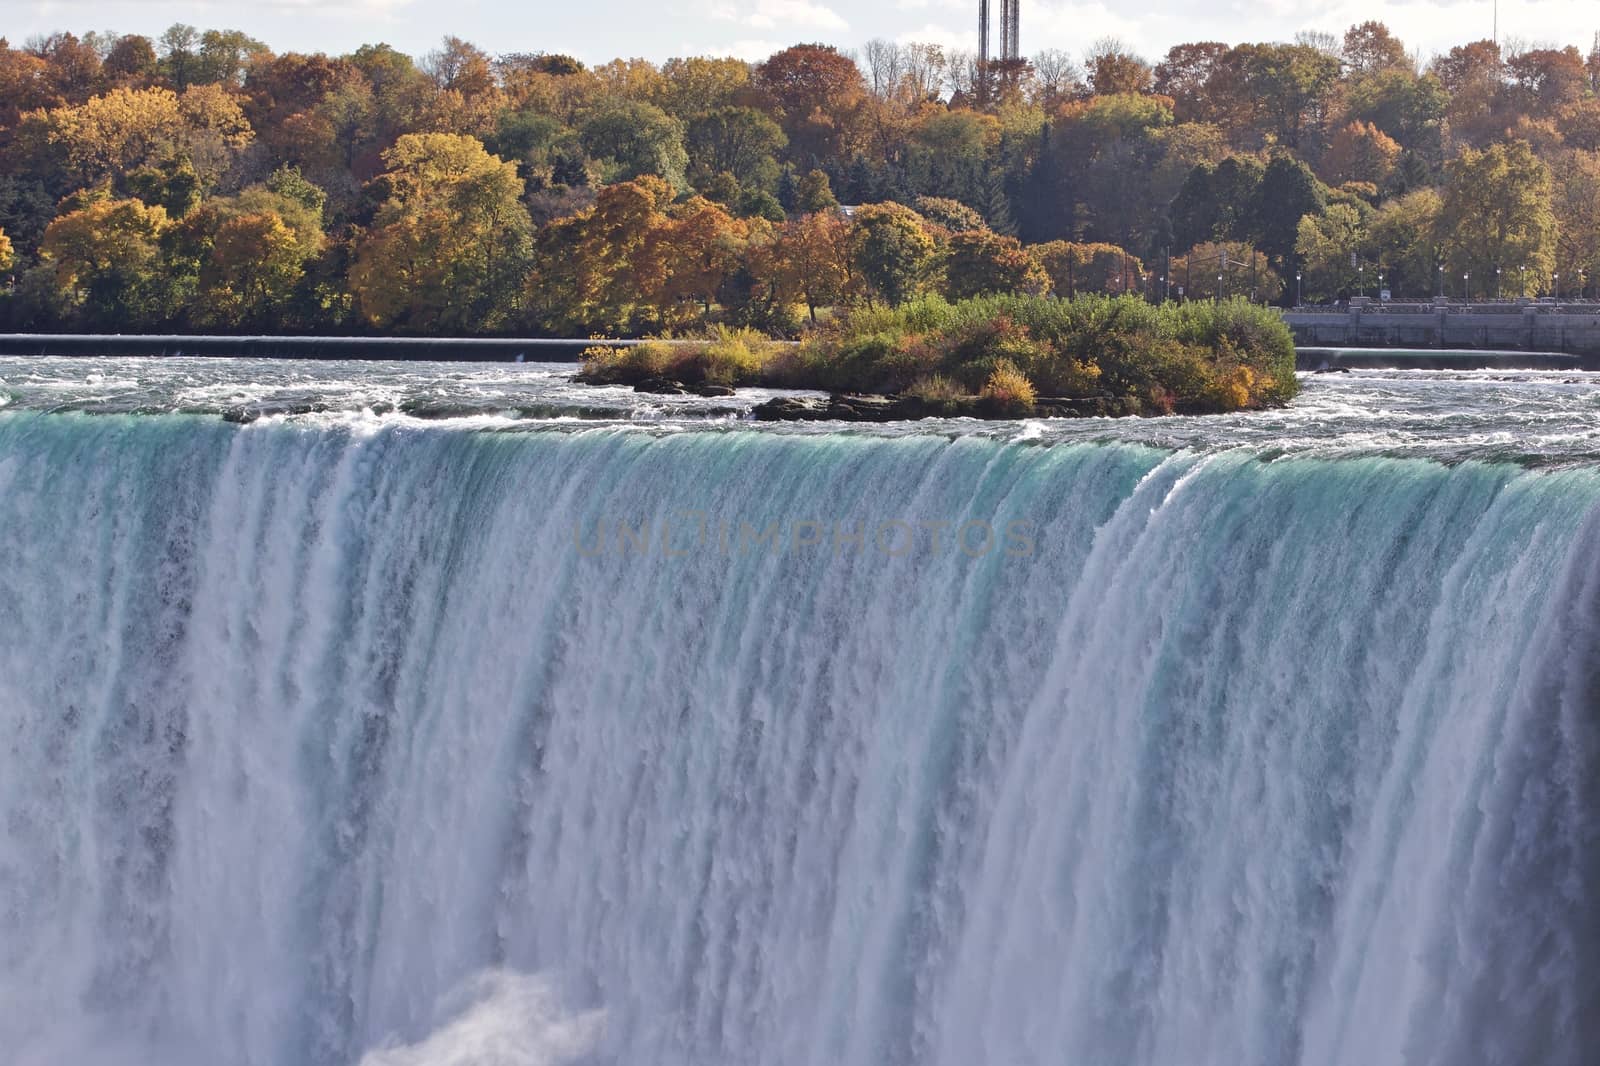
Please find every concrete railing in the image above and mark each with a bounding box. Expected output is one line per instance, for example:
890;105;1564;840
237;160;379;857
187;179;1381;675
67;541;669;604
1284;302;1600;362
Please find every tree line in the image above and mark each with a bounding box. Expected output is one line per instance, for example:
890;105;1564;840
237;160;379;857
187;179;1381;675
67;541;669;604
1;23;1599;335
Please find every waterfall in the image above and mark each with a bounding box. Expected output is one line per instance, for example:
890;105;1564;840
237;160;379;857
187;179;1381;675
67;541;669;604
0;412;1595;1066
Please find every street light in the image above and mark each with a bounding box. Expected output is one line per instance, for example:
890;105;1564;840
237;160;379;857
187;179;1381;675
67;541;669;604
1296;271;1302;306
1554;272;1560;298
1438;264;1445;299
1377;271;1385;301
1463;272;1470;302
1359;264;1365;298
1216;272;1224;302
1495;266;1501;300
1520;264;1526;297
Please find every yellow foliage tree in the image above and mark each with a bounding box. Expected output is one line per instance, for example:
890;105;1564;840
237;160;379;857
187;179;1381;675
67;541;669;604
38;198;170;324
0;227;13;275
39;85;253;187
1031;241;1145;296
350;133;532;331
200;212;305;326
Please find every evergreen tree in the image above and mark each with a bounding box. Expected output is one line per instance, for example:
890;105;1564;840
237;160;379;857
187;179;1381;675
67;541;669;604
981;167;1017;236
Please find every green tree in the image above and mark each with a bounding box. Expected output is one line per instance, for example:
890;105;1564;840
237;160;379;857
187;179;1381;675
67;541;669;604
1295;202;1368;300
686;107;785;188
579;100;689;191
794;170;838;213
849;202;934;306
1251;155;1326;270
1368;187;1444;297
1550;150;1600;296
1437;140;1555;290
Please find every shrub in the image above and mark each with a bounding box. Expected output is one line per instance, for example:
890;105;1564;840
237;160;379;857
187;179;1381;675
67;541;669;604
694;325;773;385
792;293;1297;414
980;359;1037;416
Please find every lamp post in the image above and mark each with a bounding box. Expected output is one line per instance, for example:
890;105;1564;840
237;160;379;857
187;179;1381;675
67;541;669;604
1495;266;1501;300
1520;264;1526;298
1377;271;1385;301
1296;271;1302;306
1438;264;1444;299
1359;264;1365;298
1463;272;1470;302
1216;272;1224;303
1554;272;1560;299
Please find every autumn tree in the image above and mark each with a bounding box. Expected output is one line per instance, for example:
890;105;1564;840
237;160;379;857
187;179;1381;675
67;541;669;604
1170;240;1282;301
1342;22;1410;76
944;230;1048;299
913;196;986;232
38;198;171;325
199;213;303;325
1086;39;1152;96
350;133;531;331
656;56;752;119
1431;40;1502;144
1505;47;1589;119
38;85;253;188
770;210;852;320
1031;241;1143;295
849;202;934;306
1321;121;1402;187
102;35;159;87
1153;42;1229;122
635;196;754;324
0;226;13;274
1437;140;1554;289
526;176;674;334
754;44;867;162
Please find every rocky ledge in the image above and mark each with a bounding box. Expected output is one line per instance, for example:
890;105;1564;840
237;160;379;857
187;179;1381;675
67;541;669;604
750;393;1147;422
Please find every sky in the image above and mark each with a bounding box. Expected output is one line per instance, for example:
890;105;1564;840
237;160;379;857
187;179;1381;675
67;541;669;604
7;0;1598;68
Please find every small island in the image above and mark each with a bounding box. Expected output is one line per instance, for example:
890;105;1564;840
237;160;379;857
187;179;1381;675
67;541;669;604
579;293;1297;420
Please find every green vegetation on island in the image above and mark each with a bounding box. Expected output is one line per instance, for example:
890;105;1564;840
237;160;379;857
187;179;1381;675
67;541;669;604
581;295;1297;419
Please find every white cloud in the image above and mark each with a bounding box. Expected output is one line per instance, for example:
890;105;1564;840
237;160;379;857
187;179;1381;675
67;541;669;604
726;38;786;61
707;0;847;32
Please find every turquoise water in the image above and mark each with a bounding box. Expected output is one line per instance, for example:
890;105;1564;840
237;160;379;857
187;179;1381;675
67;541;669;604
0;359;1596;1065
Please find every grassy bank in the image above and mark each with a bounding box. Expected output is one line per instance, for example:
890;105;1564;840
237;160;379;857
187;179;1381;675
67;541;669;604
580;295;1299;417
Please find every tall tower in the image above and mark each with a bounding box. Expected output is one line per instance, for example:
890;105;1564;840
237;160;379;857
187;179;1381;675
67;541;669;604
1001;0;1020;61
978;0;991;70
